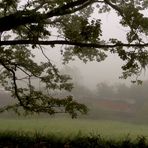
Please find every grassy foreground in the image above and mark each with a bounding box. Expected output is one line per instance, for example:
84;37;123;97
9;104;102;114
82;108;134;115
0;118;148;147
0;117;148;140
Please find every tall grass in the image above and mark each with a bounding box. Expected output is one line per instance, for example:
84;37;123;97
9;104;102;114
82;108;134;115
0;117;148;140
0;130;147;148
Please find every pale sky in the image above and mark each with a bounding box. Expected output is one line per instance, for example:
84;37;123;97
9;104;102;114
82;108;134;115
62;11;148;89
33;8;148;90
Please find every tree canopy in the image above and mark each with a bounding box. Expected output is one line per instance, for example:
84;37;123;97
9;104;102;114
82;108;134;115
0;0;148;117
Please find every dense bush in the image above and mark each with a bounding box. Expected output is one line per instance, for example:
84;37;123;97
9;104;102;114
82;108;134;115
0;131;147;148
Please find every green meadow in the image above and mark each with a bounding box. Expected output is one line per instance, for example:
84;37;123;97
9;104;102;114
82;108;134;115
0;117;148;140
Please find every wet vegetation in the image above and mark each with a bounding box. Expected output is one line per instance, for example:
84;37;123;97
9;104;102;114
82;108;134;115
0;117;148;147
0;129;147;148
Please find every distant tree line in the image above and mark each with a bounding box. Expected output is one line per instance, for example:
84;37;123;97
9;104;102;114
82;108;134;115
96;81;148;103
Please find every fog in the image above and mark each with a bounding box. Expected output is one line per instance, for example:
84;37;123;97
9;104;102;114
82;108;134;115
31;10;148;123
2;64;148;123
36;10;148;90
1;6;148;125
70;10;148;89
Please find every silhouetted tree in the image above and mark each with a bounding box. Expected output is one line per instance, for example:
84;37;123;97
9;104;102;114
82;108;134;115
0;0;148;116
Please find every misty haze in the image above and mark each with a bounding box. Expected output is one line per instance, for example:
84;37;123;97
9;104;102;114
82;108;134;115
1;0;148;147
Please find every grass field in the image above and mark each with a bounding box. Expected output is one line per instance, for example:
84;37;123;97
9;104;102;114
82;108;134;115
0;117;148;140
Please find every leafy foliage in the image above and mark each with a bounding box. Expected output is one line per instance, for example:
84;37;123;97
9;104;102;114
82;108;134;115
0;0;148;116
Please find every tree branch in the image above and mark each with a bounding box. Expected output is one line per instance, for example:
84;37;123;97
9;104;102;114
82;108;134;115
103;0;124;17
0;59;27;108
0;40;148;48
0;0;93;32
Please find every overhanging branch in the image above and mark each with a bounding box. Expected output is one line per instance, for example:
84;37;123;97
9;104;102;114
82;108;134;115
0;40;148;49
104;0;124;17
0;0;92;32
